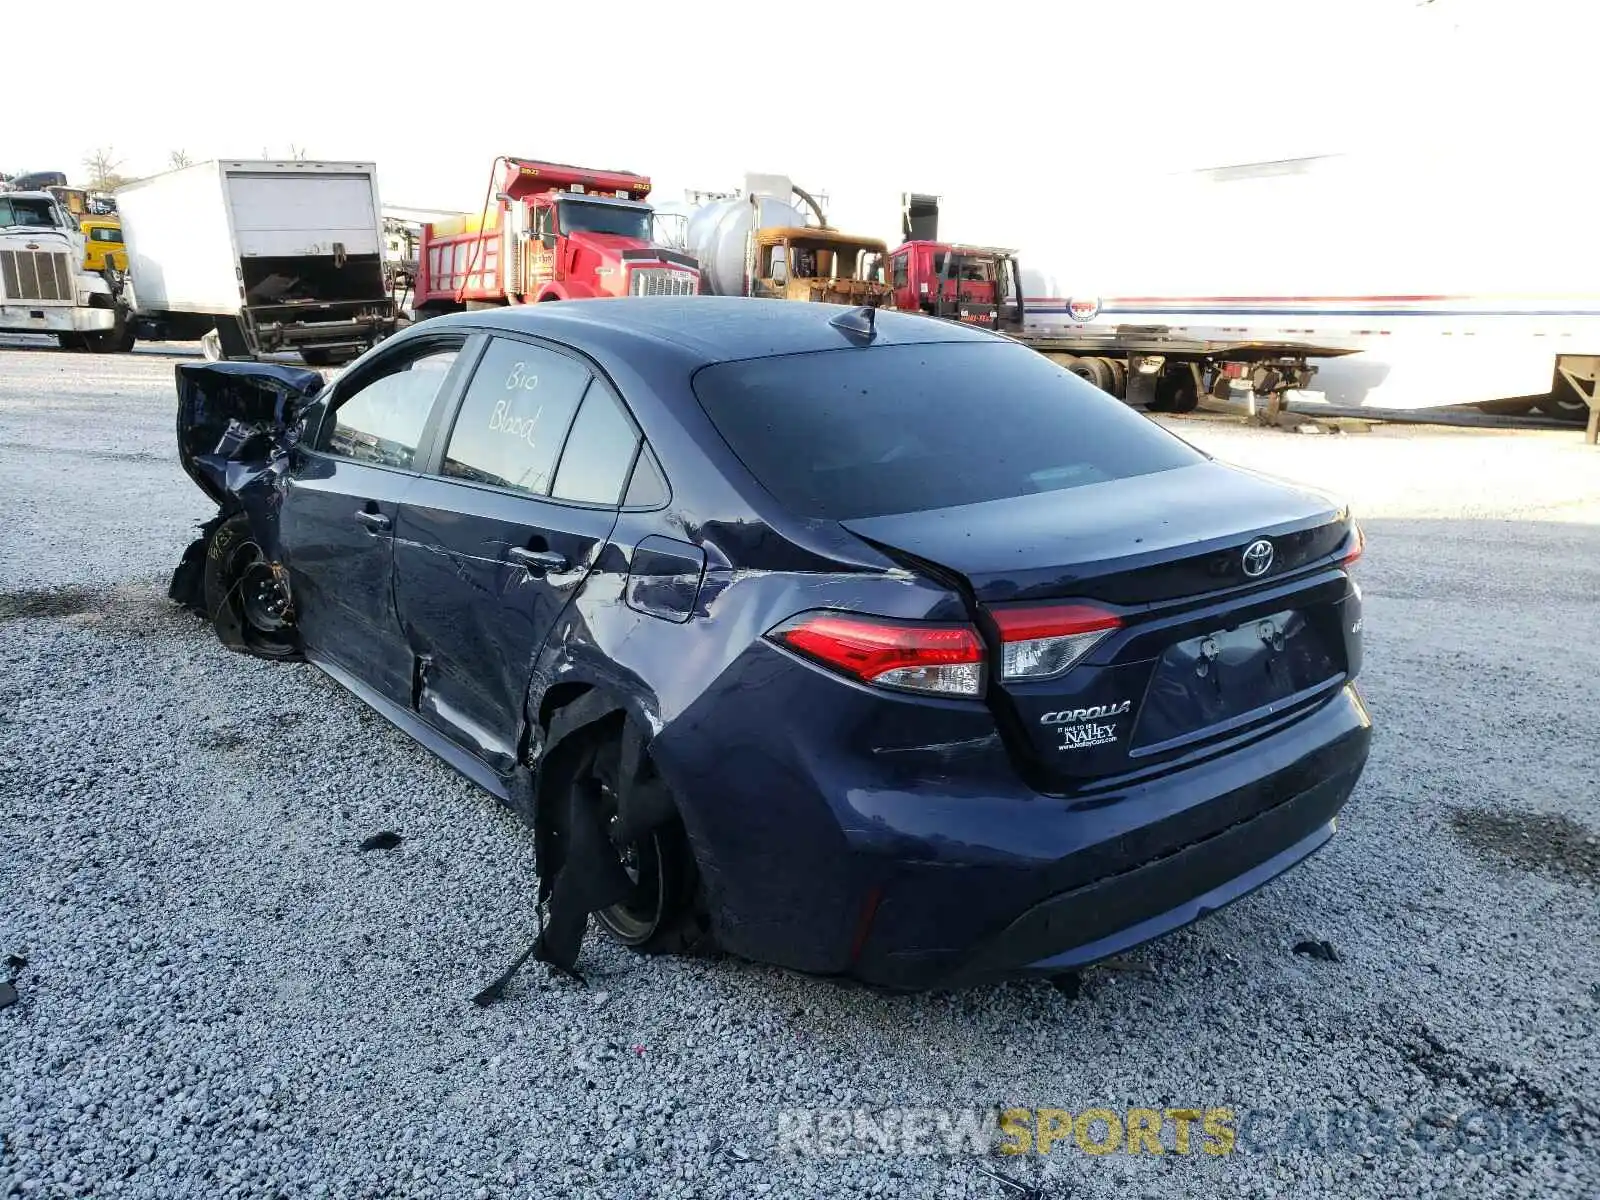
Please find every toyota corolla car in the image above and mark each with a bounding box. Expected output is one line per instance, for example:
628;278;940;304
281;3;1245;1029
169;297;1371;990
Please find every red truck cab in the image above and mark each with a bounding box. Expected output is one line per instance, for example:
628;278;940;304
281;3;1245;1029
888;240;1024;332
415;158;699;318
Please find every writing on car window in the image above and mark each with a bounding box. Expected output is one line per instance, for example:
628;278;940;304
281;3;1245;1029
441;337;590;495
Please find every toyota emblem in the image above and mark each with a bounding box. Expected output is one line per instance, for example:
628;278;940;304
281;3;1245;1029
1241;539;1275;577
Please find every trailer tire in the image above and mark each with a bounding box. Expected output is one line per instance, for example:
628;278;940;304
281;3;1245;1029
83;319;136;354
1069;357;1113;393
1151;365;1201;414
1100;357;1127;399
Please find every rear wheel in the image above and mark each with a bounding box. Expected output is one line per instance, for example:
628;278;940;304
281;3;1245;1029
201;512;300;659
566;734;705;954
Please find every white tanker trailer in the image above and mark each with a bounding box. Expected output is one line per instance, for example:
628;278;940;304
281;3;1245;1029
682;174;892;307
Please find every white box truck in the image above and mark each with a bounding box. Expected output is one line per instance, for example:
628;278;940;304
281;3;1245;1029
115;159;397;365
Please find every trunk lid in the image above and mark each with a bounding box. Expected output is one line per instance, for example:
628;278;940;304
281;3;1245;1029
842;462;1360;784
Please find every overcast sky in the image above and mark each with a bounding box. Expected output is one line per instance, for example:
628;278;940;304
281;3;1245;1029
7;0;1588;246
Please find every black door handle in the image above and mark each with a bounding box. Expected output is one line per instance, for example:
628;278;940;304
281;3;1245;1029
355;510;391;533
508;546;568;573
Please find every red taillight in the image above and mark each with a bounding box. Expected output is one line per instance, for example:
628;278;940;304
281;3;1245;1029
991;602;1122;681
1341;523;1365;567
767;611;985;697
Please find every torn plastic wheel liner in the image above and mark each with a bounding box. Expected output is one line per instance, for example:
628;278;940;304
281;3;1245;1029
473;775;634;1006
474;712;693;1005
168;361;324;618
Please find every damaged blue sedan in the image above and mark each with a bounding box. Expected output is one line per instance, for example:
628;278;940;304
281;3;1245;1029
170;297;1372;991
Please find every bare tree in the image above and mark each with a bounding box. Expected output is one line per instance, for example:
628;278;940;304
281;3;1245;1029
83;147;126;191
289;144;310;162
168;149;193;170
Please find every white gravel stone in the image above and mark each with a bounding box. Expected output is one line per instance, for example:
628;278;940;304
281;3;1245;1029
1;344;1597;1198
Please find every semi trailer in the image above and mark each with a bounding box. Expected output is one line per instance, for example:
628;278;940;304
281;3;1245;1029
889;196;1352;414
923;151;1600;426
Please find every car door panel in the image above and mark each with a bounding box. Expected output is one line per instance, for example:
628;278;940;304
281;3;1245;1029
281;452;416;704
277;335;472;706
391;334;639;774
393;483;618;771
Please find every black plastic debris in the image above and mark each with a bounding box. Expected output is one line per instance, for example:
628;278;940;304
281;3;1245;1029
472;776;630;1007
0;954;21;1011
975;1162;1048;1199
1051;973;1083;1000
1293;939;1341;962
358;831;403;852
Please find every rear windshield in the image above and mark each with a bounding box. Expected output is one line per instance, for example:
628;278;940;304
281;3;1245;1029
691;341;1205;520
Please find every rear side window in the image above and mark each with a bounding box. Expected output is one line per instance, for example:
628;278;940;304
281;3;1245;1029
692;341;1204;520
551;383;640;505
442;337;590;495
324;345;460;469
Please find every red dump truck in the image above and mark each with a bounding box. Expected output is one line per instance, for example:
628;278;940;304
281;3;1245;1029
414;158;700;319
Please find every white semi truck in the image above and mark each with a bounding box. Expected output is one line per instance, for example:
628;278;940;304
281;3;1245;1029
0;189;132;351
115;159;398;365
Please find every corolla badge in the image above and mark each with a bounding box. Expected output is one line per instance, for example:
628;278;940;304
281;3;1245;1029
1242;539;1275;577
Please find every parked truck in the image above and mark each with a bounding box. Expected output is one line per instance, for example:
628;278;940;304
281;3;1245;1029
917;152;1600;429
413;158;699;317
887;193;1354;415
684;174;893;307
115;159;398;365
0;188;133;351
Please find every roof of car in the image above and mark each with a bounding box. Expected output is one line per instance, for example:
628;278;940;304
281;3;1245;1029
422;296;999;365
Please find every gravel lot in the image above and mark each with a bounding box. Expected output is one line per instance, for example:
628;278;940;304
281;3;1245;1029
2;343;1597;1199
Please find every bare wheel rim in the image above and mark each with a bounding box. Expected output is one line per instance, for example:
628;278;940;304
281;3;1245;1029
223;540;290;634
589;755;668;945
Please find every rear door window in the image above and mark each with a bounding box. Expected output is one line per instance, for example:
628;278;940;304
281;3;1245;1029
551;383;640;506
692;340;1204;520
441;336;590;495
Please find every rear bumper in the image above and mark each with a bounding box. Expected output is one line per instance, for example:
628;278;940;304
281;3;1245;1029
660;676;1372;991
887;757;1357;990
0;304;116;334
